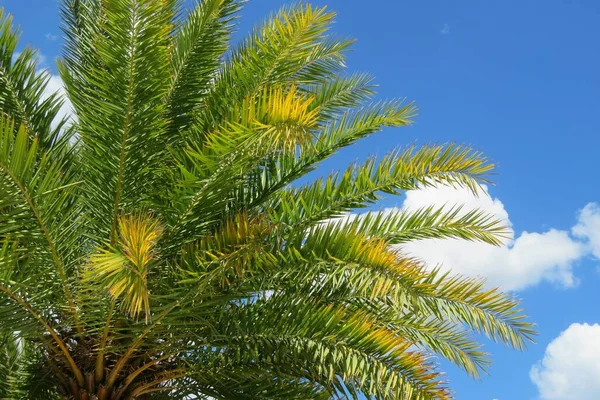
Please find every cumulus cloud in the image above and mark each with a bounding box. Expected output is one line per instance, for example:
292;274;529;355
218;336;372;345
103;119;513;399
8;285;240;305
345;185;599;291
530;323;600;400
45;33;58;41
572;203;600;259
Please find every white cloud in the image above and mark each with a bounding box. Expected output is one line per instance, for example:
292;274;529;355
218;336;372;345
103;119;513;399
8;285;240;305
45;33;58;41
383;185;598;291
572;203;600;259
398;186;588;290
530;323;600;400
441;23;451;35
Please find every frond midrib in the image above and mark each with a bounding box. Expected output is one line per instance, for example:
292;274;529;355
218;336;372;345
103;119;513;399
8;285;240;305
110;3;141;246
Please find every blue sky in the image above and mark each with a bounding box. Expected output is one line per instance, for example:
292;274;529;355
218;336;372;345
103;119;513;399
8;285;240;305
3;1;600;399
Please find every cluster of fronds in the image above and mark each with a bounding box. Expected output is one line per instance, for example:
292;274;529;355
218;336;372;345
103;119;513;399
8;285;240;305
0;1;534;399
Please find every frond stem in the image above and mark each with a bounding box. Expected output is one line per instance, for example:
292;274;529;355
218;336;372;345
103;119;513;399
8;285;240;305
0;284;85;386
94;297;116;383
110;1;139;246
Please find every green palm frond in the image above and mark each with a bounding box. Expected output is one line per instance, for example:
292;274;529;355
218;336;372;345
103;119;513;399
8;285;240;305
0;2;534;399
0;332;60;399
0;117;80;318
305;72;377;118
61;0;175;242
273;144;493;231
166;0;242;137
332;205;509;245
209;297;449;399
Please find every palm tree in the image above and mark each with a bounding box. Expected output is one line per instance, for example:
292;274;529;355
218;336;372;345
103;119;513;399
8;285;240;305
0;1;534;399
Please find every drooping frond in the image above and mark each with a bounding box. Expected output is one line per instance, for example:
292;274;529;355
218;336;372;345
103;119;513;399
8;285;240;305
206;297;450;399
189;369;330;400
420;269;536;350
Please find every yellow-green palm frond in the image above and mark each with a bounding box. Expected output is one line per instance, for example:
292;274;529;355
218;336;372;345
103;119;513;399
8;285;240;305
199;85;319;164
118;215;164;269
194;3;352;134
179;212;278;289
239;85;319;144
86;215;163;322
421;269;537;350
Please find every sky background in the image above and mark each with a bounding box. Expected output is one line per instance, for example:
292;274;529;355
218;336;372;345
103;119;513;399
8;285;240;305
3;1;600;399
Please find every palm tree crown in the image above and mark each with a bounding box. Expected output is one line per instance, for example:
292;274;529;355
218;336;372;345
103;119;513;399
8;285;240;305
0;1;534;399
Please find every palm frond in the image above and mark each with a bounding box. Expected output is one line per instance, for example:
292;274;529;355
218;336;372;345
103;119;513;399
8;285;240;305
273;144;493;230
232;100;416;211
421;268;537;350
86;215;162;322
166;0;242;137
201;297;449;399
304;72;377;119
332;205;509;246
194;3;352;134
61;0;174;241
0;117;80;319
0;332;60;399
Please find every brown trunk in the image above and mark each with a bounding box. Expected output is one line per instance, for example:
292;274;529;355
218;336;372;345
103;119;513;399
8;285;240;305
58;385;153;400
50;337;178;399
56;371;157;400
